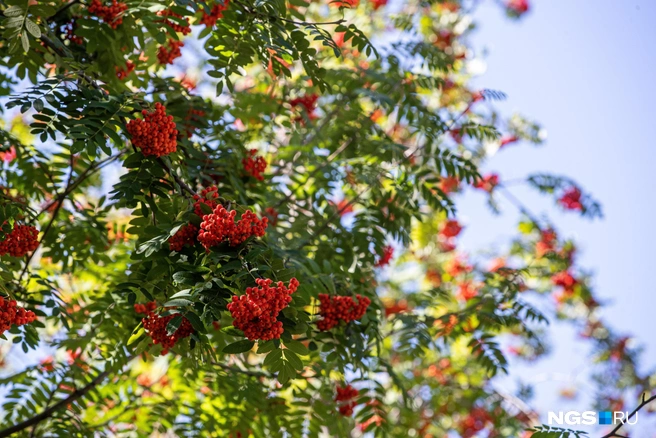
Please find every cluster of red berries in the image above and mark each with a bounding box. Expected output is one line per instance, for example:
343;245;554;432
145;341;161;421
559;187;583;211
193;186;220;216
457;281;478;301
458;407;492;438
264;207;278;226
506;0;529;15
198;205;268;250
142;312;194;355
439;219;462;239
473;173;499;193
438;176;460;194
535;229;556;258
289;94;319;121
200;0;230;27
552;271;577;293
0;297;36;334
444;257;471;277
115;60;135;80
0;146;16;163
242;149;267;181
375;245;393;267
316;294;371;331
158;9;191;35
134;301;157;314
0;224;39;257
157;39;184;65
227;278;300;341
370;0;387;10
126;103;178;157
169;224;198;251
88;0;127;29
335;384;359;416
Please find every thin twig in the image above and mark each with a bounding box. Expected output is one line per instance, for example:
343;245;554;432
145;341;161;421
156;158;197;197
600;393;656;438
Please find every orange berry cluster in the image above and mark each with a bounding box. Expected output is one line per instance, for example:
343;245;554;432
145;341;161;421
197;205;268;250
193;186;220;217
157;39;184;65
142;312;194;355
0;224;39;257
0;297;36;334
133;301;157;314
200;0;230;27
316;294;371;331
126;103;178;157
88;0;127;29
227;278;299;341
158;9;191;35
115;60;135;80
168;224;199;252
242;149;267;181
335;384;359;416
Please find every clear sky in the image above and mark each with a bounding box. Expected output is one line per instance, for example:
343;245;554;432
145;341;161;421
455;0;656;432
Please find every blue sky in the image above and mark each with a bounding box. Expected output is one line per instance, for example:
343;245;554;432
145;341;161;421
455;0;656;432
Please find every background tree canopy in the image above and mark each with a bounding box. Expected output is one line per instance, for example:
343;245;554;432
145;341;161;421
0;0;652;437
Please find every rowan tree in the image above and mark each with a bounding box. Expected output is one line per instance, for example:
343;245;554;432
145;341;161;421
0;0;652;437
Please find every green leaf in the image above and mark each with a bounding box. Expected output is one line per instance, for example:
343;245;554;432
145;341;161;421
25;19;41;38
3;5;24;17
127;325;144;346
221;326;245;337
222;339;255;354
166;315;183;336
284;340;309;356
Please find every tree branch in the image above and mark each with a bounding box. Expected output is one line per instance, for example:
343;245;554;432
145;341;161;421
156;157;197;197
600;393;656;438
0;356;135;438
